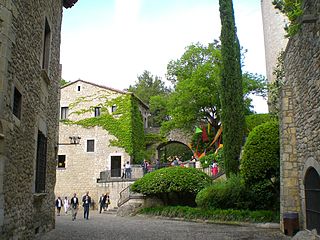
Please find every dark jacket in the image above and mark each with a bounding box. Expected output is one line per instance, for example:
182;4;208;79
82;195;91;207
70;197;79;209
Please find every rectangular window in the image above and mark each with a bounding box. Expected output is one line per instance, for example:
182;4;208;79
94;107;101;117
35;131;47;193
87;140;95;152
77;86;81;91
111;105;117;113
42;18;51;71
57;155;66;168
13;87;22;119
60;107;68;120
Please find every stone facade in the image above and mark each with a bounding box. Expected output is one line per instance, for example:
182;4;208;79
55;80;148;209
280;0;320;234
0;1;66;239
261;0;288;83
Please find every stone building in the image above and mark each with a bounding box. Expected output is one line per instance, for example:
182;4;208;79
261;0;288;83
280;0;320;235
55;80;148;209
0;1;76;238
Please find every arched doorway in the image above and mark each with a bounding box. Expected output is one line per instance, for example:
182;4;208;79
304;167;320;233
157;141;193;163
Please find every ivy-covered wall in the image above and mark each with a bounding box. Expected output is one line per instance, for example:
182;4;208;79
63;90;146;164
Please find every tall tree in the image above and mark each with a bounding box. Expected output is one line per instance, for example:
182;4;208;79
219;0;245;177
128;70;170;105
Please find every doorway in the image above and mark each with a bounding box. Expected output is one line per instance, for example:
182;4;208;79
111;156;121;177
304;167;320;233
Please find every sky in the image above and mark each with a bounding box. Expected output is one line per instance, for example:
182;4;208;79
60;0;268;113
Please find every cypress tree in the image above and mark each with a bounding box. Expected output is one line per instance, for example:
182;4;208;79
218;0;245;177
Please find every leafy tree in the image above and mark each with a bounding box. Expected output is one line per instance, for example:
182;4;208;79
128;70;170;105
60;79;69;86
163;42;266;135
149;95;169;127
219;0;245;177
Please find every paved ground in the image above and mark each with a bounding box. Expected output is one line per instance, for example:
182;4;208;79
37;211;290;240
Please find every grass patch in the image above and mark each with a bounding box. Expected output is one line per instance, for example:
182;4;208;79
138;206;279;223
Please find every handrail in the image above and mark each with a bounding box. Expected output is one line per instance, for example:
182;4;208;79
117;185;131;207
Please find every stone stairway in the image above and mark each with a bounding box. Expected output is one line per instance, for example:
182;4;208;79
104;207;118;214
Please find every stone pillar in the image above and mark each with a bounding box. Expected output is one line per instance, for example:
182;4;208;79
280;83;301;231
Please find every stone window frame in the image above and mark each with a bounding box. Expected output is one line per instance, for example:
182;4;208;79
94;107;101;117
111;105;117;113
41;17;52;75
86;139;95;153
35;130;47;193
12;87;22;119
11;82;23;125
60;106;69;120
57;155;66;169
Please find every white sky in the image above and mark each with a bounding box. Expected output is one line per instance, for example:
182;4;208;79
60;0;268;113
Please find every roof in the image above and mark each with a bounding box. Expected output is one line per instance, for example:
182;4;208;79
61;79;149;109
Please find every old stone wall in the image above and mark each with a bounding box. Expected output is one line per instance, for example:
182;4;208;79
0;1;63;239
280;0;320;231
56;81;143;208
261;0;288;83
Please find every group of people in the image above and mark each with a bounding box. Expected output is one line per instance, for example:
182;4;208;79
55;191;110;221
121;161;132;179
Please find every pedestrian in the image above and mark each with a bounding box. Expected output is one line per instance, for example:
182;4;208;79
121;164;126;179
70;193;79;221
211;160;218;176
82;191;91;220
99;194;105;214
141;159;148;175
55;196;63;216
63;196;70;215
125;161;132;179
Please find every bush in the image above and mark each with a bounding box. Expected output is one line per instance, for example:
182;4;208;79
131;167;212;206
196;174;249;210
139;206;279;223
245;114;275;135
199;153;215;168
241;121;280;184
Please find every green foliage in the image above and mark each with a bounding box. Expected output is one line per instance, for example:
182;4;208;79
219;0;245;177
249;180;280;210
214;148;224;172
245;114;275;134
158;142;193;163
268;52;284;117
241;121;280;184
196;175;249;210
139;206;279;223
199;153;215;168
66;94;145;163
131;167;212;206
149;95;169;127
60;79;69;86
272;0;303;37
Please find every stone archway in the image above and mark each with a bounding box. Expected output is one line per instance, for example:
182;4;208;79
304;167;320;233
157;140;193;163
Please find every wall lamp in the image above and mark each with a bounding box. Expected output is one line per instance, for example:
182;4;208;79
58;136;81;145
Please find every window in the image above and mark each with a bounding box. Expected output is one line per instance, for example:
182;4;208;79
42;18;51;71
57;155;66;168
13;87;22;119
87;140;95;152
60;107;68;120
111;105;117;113
35;130;47;193
77;86;81;91
94;107;101;117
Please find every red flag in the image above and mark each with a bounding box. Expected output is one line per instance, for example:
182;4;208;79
202;126;209;142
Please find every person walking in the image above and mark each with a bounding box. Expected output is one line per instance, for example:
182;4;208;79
99;194;105;214
121;164;126;179
70;193;79;221
63;196;70;215
141;159;148;175
55;197;63;216
82;191;91;220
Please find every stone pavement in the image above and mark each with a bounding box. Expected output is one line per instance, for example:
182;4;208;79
36;211;291;240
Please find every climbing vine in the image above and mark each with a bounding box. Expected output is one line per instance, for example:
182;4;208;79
272;0;303;37
62;93;145;163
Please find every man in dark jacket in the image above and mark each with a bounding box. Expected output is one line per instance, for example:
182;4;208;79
82;191;91;220
70;193;79;221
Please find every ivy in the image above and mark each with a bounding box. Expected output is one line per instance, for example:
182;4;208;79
62;94;145;163
272;0;303;37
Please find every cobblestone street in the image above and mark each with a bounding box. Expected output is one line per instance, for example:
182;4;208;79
36;211;290;240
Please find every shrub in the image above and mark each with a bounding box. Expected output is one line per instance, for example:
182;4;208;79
196;174;249;210
241;121;280;184
139;206;279;223
199;153;215;168
131;167;212;206
245;113;275;135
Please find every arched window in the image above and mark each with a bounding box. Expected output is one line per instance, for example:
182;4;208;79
304;167;320;233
